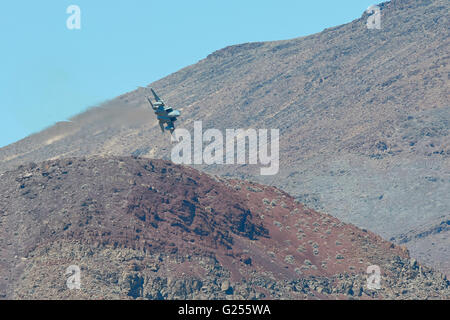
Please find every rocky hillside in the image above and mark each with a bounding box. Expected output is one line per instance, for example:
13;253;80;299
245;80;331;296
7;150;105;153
391;216;450;276
0;0;448;274
0;156;448;299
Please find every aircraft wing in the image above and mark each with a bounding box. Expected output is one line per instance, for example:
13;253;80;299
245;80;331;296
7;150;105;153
159;120;165;133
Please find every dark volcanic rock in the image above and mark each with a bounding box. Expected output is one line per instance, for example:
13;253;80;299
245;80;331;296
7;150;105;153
0;0;448;275
0;156;448;299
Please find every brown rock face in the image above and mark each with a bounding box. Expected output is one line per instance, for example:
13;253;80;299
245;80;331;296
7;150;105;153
0;157;448;299
0;0;448;275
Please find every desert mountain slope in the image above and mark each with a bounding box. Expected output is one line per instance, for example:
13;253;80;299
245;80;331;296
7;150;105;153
0;0;448;273
0;156;448;299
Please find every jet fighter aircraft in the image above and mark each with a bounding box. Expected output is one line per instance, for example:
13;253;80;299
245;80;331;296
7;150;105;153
143;88;181;133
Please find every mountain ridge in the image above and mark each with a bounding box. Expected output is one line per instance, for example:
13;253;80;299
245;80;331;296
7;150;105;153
0;0;448;275
1;156;448;299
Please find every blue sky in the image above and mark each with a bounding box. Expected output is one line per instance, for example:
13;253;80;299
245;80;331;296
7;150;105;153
0;0;377;148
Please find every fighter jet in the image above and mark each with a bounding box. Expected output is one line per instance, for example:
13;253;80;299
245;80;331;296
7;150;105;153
143;88;181;134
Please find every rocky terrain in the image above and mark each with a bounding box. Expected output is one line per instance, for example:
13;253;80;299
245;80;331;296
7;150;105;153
0;0;448;275
391;216;450;276
0;156;448;299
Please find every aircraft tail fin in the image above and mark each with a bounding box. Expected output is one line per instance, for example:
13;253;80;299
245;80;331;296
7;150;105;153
146;97;155;109
150;88;162;102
